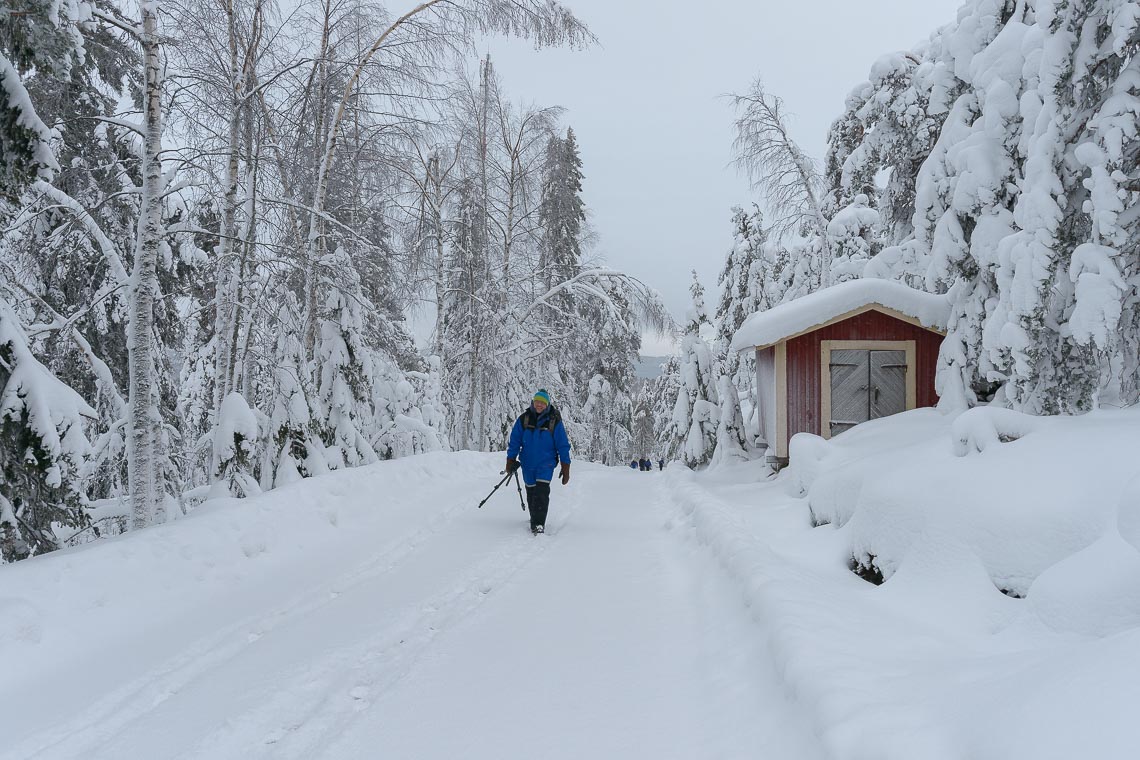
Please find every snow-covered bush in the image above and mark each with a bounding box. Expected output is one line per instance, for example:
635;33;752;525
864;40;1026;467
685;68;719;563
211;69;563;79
950;406;1040;455
795;407;1140;597
265;303;326;488
210;392;260;499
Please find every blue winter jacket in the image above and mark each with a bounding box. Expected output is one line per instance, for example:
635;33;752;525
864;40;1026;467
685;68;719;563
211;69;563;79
507;404;572;486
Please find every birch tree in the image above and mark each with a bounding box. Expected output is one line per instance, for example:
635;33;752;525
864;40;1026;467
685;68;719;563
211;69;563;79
732;79;833;289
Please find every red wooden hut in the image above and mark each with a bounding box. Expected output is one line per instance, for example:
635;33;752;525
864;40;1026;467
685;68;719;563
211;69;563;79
730;280;950;466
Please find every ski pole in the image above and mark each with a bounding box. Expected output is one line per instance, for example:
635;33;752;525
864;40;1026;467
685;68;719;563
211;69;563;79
513;469;526;511
477;470;514;509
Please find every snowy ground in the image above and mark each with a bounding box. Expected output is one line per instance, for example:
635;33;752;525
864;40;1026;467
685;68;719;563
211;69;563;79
7;410;1139;760
670;408;1140;760
0;453;823;760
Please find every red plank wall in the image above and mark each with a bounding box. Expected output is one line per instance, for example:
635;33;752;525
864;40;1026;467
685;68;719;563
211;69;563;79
785;309;943;442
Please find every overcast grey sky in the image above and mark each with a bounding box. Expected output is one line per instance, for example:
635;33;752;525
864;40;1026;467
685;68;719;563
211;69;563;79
484;0;963;354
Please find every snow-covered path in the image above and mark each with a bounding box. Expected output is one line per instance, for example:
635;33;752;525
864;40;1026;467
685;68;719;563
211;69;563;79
1;455;823;760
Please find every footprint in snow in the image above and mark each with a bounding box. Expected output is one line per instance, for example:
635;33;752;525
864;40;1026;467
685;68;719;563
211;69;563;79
350;686;370;711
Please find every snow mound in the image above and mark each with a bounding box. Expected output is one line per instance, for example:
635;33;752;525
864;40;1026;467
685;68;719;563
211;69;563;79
1115;473;1140;553
791;407;1140;597
730;279;949;351
1026;531;1140;637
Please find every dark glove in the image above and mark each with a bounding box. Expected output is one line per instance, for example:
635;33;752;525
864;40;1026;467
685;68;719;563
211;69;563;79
506;457;519;473
560;462;570;485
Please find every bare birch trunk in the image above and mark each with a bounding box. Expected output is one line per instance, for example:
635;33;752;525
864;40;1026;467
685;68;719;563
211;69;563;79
127;1;165;529
213;0;243;416
301;2;332;353
472;56;492;450
428;154;446;357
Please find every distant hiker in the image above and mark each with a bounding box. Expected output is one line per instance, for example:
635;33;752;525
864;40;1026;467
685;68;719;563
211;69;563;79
506;389;571;535
640;458;649;471
658;458;664;471
630;459;637;469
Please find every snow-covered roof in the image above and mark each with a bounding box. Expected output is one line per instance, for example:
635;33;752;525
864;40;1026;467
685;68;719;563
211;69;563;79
730;279;950;351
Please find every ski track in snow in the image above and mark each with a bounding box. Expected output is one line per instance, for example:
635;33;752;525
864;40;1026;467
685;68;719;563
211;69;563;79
7;472;563;760
3;459;825;760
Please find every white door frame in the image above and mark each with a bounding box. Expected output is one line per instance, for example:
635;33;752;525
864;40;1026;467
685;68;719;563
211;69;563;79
819;339;916;440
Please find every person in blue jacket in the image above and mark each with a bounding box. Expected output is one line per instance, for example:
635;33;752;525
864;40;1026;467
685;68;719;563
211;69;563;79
506;389;571;535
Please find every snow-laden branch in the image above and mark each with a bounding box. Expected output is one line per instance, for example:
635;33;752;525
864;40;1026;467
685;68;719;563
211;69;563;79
518;268;674;336
91;7;143;36
260;196;388;246
31;180;129;286
87;115;145;136
0;271;127;416
519;269;631;321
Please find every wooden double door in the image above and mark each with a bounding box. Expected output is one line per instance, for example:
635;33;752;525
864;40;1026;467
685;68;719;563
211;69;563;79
828;348;907;436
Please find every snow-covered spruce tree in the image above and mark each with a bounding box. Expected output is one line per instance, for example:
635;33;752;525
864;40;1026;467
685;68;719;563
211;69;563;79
1063;3;1140;406
371;357;450;460
391;356;449;456
713;206;770;451
175;292;216;491
818;0;1140;413
1010;0;1140;412
315;248;379;469
0;0;140;503
667;272;719;469
0;0;92;201
579;374;615;464
648;355;681;460
209;392;260;499
573;277;641;465
539;127;586;291
535;123;595;438
715;206;767;353
726;211;796;319
919;0;1137;412
821;1;1031;409
0;303;94;562
826;193;880;283
711;372;748;465
630;388;655;461
439;174;493;450
823;49;948;258
264;300;327;488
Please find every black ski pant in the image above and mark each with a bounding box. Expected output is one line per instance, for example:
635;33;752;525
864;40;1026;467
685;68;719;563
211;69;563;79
525;482;550;528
